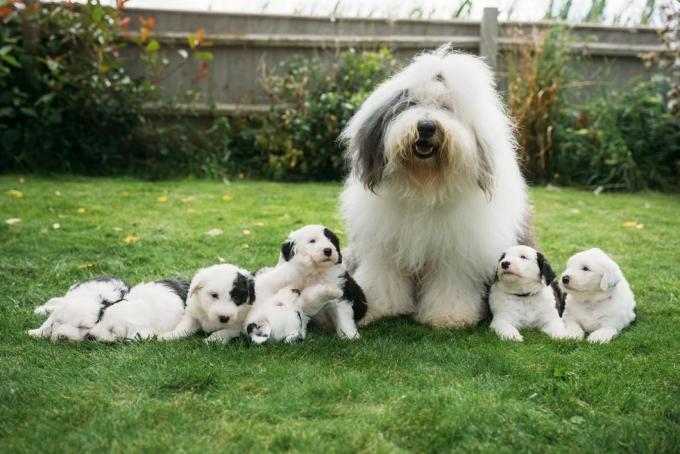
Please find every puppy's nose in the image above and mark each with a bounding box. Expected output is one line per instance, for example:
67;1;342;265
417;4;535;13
417;119;436;138
246;323;256;334
218;315;230;324
562;275;570;285
85;334;96;341
501;261;510;270
323;248;332;257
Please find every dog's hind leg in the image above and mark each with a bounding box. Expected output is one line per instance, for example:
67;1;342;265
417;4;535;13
28;315;54;338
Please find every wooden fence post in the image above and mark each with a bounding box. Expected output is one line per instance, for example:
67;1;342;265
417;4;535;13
480;7;499;69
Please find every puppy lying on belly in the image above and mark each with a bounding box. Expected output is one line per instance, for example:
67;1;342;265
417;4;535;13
489;246;566;342
28;276;130;342
560;248;636;343
253;225;367;340
159;264;256;344
86;279;189;342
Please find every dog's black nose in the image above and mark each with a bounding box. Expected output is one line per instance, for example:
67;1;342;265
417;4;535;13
246;323;256;334
501;261;510;270
417;119;436;138
562;275;570;285
85;334;96;341
218;315;230;324
323;248;332;257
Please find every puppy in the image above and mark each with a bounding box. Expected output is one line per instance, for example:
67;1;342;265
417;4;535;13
245;285;342;344
85;279;189;342
159;264;256;344
489;246;566;342
255;225;368;339
28;276;130;342
560;248;636;343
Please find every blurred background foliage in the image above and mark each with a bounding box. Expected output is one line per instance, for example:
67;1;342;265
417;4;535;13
0;0;678;191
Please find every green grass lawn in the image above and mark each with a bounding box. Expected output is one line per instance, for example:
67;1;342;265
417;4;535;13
1;175;679;452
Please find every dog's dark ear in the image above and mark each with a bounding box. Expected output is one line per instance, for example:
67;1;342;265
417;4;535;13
475;133;495;199
247;275;256;304
281;239;296;261
352;90;410;192
323;228;342;264
230;272;253;306
536;252;556;286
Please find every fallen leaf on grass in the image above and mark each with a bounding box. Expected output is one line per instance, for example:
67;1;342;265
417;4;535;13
206;228;223;237
242;229;251;236
222;195;233;202
54;191;62;197
79;263;97;270
254;222;265;227
217;256;226;263
5;218;21;225
113;227;123;233
157;196;168;203
242;244;249;249
121;191;130;197
52;223;60;230
124;234;140;244
76;208;86;214
18;177;25;184
187;208;197;214
623;221;644;229
6;190;23;198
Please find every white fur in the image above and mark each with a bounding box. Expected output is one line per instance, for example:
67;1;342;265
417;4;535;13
159;264;254;344
86;281;186;342
28;277;129;342
489;246;565;342
560;248;636;343
340;48;529;328
250;224;365;341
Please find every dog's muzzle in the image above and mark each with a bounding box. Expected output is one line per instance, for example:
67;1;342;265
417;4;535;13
414;119;438;159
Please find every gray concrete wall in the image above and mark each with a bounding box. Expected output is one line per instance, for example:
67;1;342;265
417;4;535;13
120;8;665;113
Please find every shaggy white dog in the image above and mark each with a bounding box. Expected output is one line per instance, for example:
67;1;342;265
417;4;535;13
245;285;342;344
28;276;130;341
560;248;636;343
252;225;368;339
85;279;189;342
489;246;566;342
159;264;255;344
340;45;532;328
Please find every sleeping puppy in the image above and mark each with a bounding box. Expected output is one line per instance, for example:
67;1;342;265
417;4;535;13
85;279;189;342
159;264;256;344
245;285;342;344
255;224;368;339
28;276;130;342
560;248;636;343
489;245;566;342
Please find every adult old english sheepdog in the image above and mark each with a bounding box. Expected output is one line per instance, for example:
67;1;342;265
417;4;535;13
340;45;533;328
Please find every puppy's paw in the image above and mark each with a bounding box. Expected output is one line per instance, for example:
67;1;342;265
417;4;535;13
500;331;524;342
338;330;360;340
320;284;343;300
204;334;229;345
28;328;46;338
587;330;615;344
33;306;49;316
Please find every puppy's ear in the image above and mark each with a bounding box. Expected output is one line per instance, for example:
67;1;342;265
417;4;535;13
231;272;254;306
247;275;256;304
600;261;622;291
323;228;342;264
351;90;410;191
281;239;296;261
188;281;203;298
536;252;556;286
474;132;495;199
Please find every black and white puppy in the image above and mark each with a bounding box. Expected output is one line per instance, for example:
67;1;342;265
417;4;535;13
28;276;130;342
251;224;368;340
159;264;255;344
489;245;566;342
86;279;189;342
560;248;636;343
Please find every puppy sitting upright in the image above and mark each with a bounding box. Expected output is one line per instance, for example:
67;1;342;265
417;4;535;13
560;248;636;343
489;245;566;342
255;225;367;339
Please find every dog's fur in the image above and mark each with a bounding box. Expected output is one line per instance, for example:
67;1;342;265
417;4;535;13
560;248;636;343
245;285;343;344
28;276;130;342
86;279;189;342
158;264;255;344
253;225;368;339
489;246;566;341
340;46;532;328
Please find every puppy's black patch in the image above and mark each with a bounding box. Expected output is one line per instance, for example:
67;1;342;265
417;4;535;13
246;323;256;335
281;240;296;261
551;281;566;316
434;73;445;83
323;228;342;264
536;252;556;286
499;252;506;262
341;272;368;321
230;272;255;306
291;288;301;296
156;278;191;305
96;298;126;323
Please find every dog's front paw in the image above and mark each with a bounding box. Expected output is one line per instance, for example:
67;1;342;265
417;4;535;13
587;329;616;344
28;328;46;338
499;331;524;342
320;284;343;300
